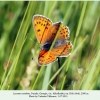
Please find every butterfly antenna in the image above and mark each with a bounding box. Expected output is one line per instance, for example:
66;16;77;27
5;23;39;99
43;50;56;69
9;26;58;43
54;57;61;90
29;38;36;44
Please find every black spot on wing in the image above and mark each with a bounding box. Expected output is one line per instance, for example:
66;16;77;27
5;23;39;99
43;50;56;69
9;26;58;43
45;27;48;29
37;29;40;32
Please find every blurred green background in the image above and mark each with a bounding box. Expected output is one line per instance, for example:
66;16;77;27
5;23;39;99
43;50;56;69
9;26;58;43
0;1;100;90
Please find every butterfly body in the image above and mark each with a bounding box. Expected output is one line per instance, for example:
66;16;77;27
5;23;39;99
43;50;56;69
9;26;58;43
32;15;72;66
41;42;52;50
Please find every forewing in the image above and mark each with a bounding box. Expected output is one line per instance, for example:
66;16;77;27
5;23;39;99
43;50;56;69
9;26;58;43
32;15;52;44
50;22;70;40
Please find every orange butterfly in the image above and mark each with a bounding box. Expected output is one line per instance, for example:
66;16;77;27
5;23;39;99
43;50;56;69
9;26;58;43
32;15;72;66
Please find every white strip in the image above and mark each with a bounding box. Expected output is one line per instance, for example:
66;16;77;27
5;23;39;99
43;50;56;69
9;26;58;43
0;90;100;100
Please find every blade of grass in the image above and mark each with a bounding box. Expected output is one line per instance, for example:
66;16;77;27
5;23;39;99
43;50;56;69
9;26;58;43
48;1;57;18
0;2;25;89
1;1;31;89
1;1;38;90
81;49;100;89
1;37;26;90
61;1;87;89
77;17;100;90
63;1;74;25
60;35;88;90
42;64;52;90
42;62;64;90
42;1;58;90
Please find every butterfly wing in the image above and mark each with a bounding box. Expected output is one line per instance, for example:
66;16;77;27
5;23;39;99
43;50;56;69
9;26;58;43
51;41;72;57
32;15;52;44
50;22;71;57
51;22;70;40
38;50;57;65
38;41;72;65
33;15;70;44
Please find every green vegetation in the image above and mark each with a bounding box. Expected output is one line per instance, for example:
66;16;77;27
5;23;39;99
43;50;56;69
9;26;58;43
0;1;100;90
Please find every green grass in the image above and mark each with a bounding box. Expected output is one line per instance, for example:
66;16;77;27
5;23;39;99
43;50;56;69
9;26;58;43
0;1;100;90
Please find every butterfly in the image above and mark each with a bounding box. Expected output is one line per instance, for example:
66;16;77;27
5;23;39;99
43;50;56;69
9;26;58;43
32;14;72;66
